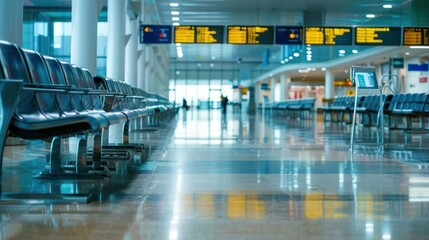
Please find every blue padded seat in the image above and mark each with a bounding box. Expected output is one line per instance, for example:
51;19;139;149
0;41;108;139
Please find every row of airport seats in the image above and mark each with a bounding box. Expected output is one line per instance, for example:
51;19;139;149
0;40;176;197
263;98;316;119
321;93;429;130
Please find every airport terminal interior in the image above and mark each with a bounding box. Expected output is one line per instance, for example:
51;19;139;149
2;0;429;239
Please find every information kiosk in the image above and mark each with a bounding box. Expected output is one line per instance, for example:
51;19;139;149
349;66;385;153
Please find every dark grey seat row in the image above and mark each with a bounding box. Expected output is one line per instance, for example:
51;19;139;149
319;93;429;130
0;40;174;197
268;98;316;119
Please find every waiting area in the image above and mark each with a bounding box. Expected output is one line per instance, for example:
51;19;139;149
2;105;429;238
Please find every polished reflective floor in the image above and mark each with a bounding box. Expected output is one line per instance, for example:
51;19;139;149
2;108;429;239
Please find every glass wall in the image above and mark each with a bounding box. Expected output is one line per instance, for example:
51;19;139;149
22;9;108;76
170;79;233;109
169;62;239;108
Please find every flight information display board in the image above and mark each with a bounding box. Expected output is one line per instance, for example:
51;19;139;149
304;27;352;45
174;26;224;44
140;25;172;44
227;26;274;44
403;27;429;46
355;27;401;45
276;26;303;44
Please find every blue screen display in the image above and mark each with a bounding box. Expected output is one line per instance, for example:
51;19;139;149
140;25;172;44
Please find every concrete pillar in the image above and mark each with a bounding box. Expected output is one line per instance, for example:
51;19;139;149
107;0;126;144
255;83;261;107
325;69;335;99
137;44;146;89
137;0;146;90
0;0;23;46
125;13;138;87
71;0;99;73
107;0;126;81
279;73;290;101
270;77;276;102
144;46;153;91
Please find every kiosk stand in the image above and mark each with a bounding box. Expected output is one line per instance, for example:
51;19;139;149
349;66;385;153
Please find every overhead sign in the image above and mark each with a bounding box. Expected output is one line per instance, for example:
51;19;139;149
275;26;303;45
403;27;429;46
227;26;274;44
174;25;224;44
140;25;172;44
355;27;401;45
305;27;352;45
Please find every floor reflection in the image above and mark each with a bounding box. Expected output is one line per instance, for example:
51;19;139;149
3;109;429;239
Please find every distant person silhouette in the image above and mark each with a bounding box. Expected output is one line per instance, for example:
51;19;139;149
221;95;228;113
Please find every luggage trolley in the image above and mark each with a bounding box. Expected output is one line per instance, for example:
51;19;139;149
349;66;385;153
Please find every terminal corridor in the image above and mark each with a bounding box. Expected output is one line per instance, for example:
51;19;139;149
2;109;429;239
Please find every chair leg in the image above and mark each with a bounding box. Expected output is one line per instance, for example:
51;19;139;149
49;137;62;174
0;80;23;193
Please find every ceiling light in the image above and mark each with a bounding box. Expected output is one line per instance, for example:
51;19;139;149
306;51;312;55
289;56;293;60
172;17;180;21
383;4;392;9
352;49;358;54
211;56;216;60
293;52;300;57
321;67;327;71
405;52;410;55
280;60;285;64
173;22;180;26
366;14;376;18
409;46;429;49
339;50;346;54
171;11;180;15
170;3;179;7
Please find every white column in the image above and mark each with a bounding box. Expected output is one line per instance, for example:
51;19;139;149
137;0;146;89
124;3;138;87
255;83;261;107
144;46;153;91
137;45;146;89
107;0;125;81
280;73;290;101
0;0;23;46
325;68;335;99
107;0;126;144
270;77;276;102
71;0;99;73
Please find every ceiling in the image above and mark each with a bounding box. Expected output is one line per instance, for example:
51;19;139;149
24;0;425;81
152;0;415;80
153;0;413;60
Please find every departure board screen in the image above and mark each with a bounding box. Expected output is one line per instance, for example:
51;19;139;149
355;27;401;45
140;25;172;44
276;26;303;44
304;27;352;45
174;25;224;44
403;27;429;46
227;26;274;44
